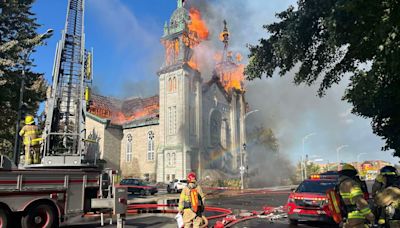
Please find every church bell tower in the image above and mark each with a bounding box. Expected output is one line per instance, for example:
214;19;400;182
156;0;203;182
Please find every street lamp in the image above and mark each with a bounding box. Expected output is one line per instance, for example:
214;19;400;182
240;109;259;190
302;133;316;180
357;152;368;164
240;143;247;190
336;145;349;167
244;109;259;119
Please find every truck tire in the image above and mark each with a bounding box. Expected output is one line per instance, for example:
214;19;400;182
0;207;9;228
289;219;298;226
21;203;57;228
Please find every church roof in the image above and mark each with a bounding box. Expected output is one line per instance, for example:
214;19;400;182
88;93;159;126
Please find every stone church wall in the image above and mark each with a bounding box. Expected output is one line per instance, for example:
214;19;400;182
120;125;159;181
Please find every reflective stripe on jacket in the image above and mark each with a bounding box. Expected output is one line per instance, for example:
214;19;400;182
339;176;371;219
19;125;40;146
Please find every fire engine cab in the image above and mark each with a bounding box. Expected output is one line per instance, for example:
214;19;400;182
287;174;338;225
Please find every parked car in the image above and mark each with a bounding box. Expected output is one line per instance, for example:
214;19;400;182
119;178;158;196
167;179;187;193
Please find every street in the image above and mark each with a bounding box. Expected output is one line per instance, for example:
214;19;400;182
63;189;337;228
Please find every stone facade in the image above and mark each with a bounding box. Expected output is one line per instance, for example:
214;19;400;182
85;1;247;183
86;113;122;170
120;123;159;181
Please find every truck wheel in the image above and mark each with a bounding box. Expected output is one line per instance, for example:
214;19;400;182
21;203;57;228
0;207;9;228
289;219;298;226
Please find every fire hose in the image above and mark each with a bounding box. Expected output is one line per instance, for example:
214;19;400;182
85;203;287;227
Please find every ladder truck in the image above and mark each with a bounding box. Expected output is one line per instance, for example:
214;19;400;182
0;0;127;227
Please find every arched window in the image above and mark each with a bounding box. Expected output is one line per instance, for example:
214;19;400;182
126;134;132;162
172;153;176;165
147;131;155;161
173;77;177;92
168;78;172;92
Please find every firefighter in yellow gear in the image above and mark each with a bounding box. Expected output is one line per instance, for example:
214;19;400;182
338;164;375;228
19;115;41;165
178;172;207;228
373;166;400;227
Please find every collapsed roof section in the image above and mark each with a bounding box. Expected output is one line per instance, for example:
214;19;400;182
88;93;159;126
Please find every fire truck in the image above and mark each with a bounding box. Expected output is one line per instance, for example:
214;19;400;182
0;1;127;227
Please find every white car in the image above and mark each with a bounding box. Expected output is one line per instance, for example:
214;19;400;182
167;179;188;193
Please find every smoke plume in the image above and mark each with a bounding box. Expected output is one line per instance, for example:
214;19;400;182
185;0;397;185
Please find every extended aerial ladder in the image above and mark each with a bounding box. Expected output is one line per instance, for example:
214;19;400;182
41;0;94;166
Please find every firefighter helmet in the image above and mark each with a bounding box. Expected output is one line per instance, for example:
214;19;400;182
380;165;398;176
339;163;358;177
187;172;197;183
25;115;35;125
341;163;356;171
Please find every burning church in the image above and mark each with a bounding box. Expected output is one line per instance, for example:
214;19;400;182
86;0;247;183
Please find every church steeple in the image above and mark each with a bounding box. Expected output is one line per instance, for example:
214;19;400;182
177;0;184;8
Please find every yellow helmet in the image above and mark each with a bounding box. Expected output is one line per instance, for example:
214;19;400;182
341;163;356;171
25;115;35;125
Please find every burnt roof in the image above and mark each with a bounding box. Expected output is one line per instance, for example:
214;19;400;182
88;93;159;125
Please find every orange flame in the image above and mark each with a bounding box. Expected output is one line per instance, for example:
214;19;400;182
188;8;209;40
217;63;245;91
89;102;159;125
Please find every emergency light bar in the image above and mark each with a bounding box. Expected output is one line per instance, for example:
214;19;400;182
310;174;338;180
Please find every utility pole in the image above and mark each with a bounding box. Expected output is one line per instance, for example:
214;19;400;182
240;143;246;190
13;53;28;166
336;145;349;168
302;133;316;180
12;29;53;166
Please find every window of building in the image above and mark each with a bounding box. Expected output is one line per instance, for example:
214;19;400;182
167;153;171;166
190;106;196;135
168;77;177;93
173;77;177;92
172;152;176;165
147;131;155;161
126;134;132;162
168;106;177;135
173;106;177;134
168;78;172;92
166;174;170;182
171;174;176;181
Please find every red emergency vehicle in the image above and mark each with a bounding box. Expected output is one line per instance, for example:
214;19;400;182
287;174;337;225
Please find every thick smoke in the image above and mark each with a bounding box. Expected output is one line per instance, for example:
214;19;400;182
185;0;397;185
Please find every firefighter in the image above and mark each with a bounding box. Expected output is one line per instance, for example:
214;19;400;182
338;164;375;227
373;166;400;226
19;115;41;165
372;166;399;197
178;172;207;228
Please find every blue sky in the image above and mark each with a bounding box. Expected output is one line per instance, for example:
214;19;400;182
30;0;399;165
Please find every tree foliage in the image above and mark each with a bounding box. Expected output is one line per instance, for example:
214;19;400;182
248;126;279;152
246;0;400;156
0;1;51;156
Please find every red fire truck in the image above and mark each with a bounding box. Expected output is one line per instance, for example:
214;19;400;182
0;0;127;227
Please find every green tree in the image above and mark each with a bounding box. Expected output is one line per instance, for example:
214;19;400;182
0;1;51;157
245;1;400;156
248;126;279;152
296;161;321;181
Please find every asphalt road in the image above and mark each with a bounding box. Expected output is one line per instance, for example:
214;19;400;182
62;189;338;228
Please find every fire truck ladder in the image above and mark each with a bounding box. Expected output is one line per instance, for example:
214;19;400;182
40;0;93;167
